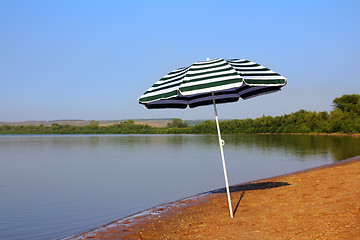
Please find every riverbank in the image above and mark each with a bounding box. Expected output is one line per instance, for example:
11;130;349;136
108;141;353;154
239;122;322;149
66;156;360;239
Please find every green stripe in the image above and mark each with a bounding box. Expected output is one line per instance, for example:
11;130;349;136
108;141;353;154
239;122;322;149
244;79;286;85
232;63;260;67
152;79;181;88
160;68;188;80
233;68;270;71
185;66;236;78
180;78;241;93
144;82;181;94
183;72;241;84
139;90;178;103
152;75;184;87
227;59;250;64
241;73;281;76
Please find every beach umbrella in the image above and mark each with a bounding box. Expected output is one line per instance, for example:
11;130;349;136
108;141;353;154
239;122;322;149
138;58;287;218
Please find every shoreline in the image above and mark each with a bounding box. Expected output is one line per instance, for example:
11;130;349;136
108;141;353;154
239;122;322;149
2;132;360;137
62;192;211;240
64;156;360;239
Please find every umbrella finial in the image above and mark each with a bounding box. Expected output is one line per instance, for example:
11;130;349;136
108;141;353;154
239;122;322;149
206;57;210;61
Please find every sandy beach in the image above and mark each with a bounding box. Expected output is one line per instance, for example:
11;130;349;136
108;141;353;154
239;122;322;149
68;156;360;239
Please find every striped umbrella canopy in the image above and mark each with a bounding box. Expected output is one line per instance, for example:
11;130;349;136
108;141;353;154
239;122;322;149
138;58;286;218
138;58;287;109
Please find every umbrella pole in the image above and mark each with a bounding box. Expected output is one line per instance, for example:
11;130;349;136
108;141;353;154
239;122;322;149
212;92;234;218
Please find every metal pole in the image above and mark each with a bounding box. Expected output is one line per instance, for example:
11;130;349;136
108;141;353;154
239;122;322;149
212;92;233;218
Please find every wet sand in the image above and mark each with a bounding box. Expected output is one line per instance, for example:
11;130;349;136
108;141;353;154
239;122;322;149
68;156;360;239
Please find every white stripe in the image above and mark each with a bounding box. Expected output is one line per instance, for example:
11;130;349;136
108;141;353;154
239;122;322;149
165;67;187;75
147;98;188;105
180;82;244;96
183;69;240;81
242;83;285;87
189;93;239;104
173;66;188;72
231;66;268;70
160;69;188;81
227;59;247;63
230;61;257;66
193;58;222;65
186;64;234;75
243;76;286;80
241;82;285;87
236;71;276;74
146;79;182;92
159;74;185;84
180;75;242;88
190;59;226;69
140;86;179;98
152;72;186;86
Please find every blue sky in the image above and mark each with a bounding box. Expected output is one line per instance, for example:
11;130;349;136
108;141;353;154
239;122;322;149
1;0;359;122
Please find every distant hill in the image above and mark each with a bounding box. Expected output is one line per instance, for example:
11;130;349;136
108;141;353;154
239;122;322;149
0;119;206;128
133;119;205;127
0;120;89;127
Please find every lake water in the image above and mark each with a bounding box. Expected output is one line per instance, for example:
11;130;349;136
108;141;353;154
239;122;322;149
0;134;359;240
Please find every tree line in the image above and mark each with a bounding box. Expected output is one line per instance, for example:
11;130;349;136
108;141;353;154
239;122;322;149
1;94;359;135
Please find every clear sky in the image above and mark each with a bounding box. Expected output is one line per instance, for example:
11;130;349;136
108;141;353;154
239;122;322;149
1;0;359;122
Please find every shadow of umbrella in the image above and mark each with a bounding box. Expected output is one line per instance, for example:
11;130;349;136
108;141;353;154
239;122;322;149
208;181;291;217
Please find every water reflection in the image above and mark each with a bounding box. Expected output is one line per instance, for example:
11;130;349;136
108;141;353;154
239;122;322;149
222;134;360;161
96;134;360;162
11;134;356;163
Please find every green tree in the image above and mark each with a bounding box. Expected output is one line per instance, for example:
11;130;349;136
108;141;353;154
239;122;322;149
90;120;99;126
167;118;188;128
332;94;360;113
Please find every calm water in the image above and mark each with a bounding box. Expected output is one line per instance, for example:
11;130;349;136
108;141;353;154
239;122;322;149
0;134;359;240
